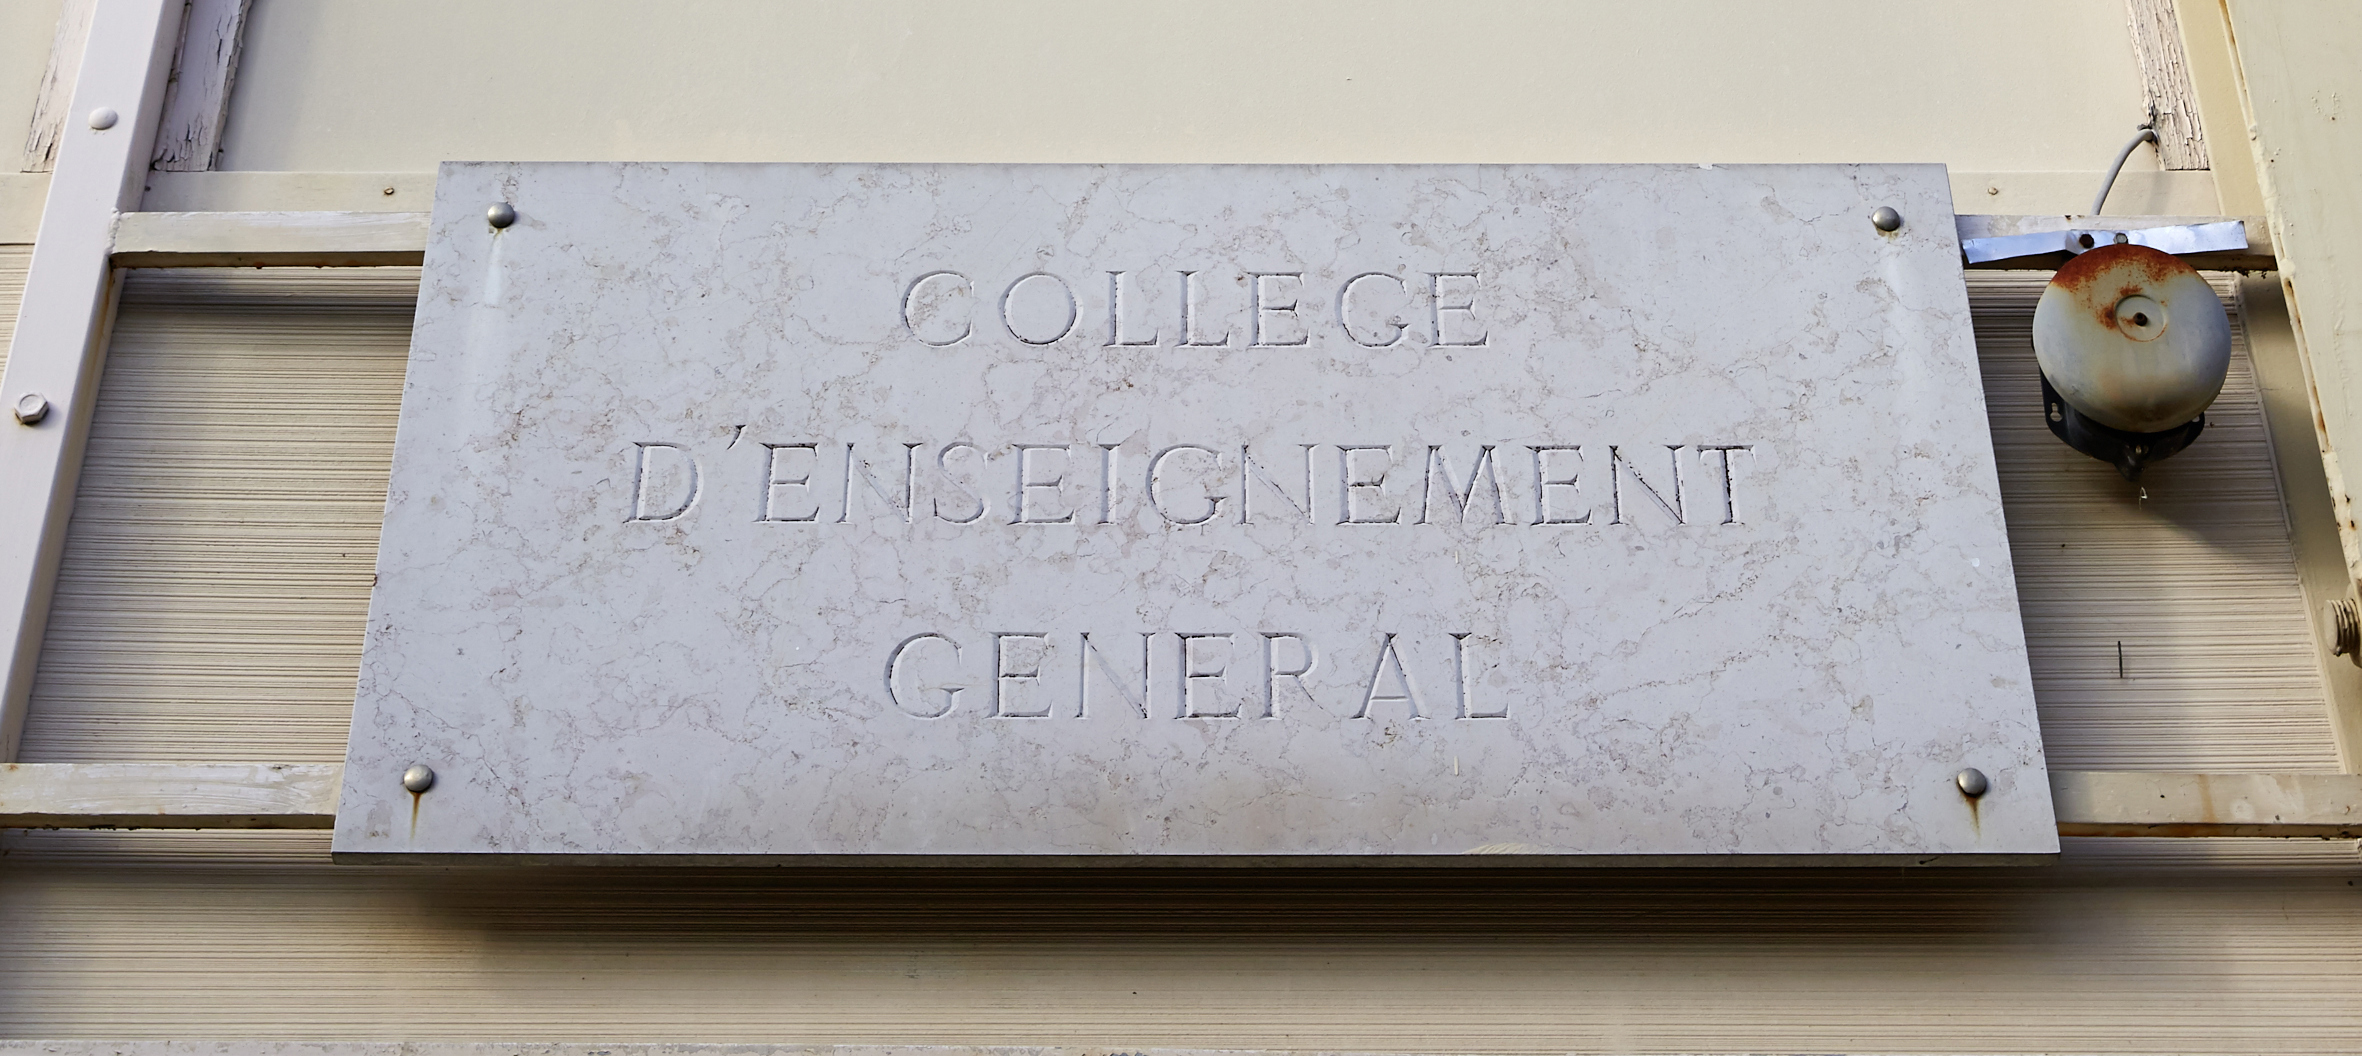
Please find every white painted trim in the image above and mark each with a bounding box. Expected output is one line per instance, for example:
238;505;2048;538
0;0;186;763
0;763;336;828
2052;770;2362;837
111;209;428;266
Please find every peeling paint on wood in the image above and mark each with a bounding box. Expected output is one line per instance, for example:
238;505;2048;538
151;0;250;173
18;1;96;174
2126;0;2212;169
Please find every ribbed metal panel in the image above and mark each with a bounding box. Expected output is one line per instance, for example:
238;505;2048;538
20;270;2339;770
1;269;2356;1049
1975;274;2341;770
0;829;2357;1049
18;269;414;761
0;244;26;370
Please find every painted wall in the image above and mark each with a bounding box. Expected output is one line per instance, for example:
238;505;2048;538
218;1;2152;173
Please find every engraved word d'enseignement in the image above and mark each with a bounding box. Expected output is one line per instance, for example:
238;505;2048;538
626;440;1755;529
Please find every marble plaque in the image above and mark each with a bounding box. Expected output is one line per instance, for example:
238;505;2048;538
334;162;2055;862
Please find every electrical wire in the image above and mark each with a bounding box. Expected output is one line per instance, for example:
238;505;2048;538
2091;126;2159;215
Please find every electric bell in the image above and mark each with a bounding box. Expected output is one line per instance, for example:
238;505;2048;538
2031;243;2231;480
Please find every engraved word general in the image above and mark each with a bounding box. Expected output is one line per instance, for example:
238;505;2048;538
884;629;1499;722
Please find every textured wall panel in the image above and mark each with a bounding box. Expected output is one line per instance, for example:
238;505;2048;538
0;244;27;371
18;269;413;761
0;829;2357;1050
1975;274;2340;770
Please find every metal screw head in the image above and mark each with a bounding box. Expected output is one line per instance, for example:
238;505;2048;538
1955;767;1990;798
401;764;436;793
2327;598;2360;659
12;393;49;426
86;107;117;130
1870;206;1903;233
486;202;517;229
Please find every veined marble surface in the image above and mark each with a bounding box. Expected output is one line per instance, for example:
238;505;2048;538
334;162;2054;861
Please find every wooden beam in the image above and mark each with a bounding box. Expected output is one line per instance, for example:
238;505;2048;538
2226;1;2362;638
2052;770;2362;838
111;210;429;267
150;0;249;172
1956;213;2275;271
0;763;337;828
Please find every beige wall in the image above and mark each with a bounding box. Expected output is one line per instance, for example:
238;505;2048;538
219;1;2154;175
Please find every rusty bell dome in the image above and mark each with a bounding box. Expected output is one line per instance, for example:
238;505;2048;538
2033;243;2231;435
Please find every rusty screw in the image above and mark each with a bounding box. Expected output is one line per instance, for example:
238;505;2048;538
1955;768;1990;798
1870;206;1902;233
486;202;517;229
401;764;436;793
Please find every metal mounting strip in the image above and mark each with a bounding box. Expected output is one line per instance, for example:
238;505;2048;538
1957;213;2276;271
86;212;2283;273
2;764;2355;838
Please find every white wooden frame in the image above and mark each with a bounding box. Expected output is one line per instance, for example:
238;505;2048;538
0;0;185;763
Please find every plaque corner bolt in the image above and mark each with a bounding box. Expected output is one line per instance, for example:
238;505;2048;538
1955;767;1989;798
1870;205;1903;233
12;393;49;426
486;202;517;229
401;764;437;793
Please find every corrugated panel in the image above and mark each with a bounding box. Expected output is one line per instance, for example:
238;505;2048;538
20;271;2341;771
0;244;27;371
1973;273;2342;770
0;828;2357;1049
17;269;415;762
